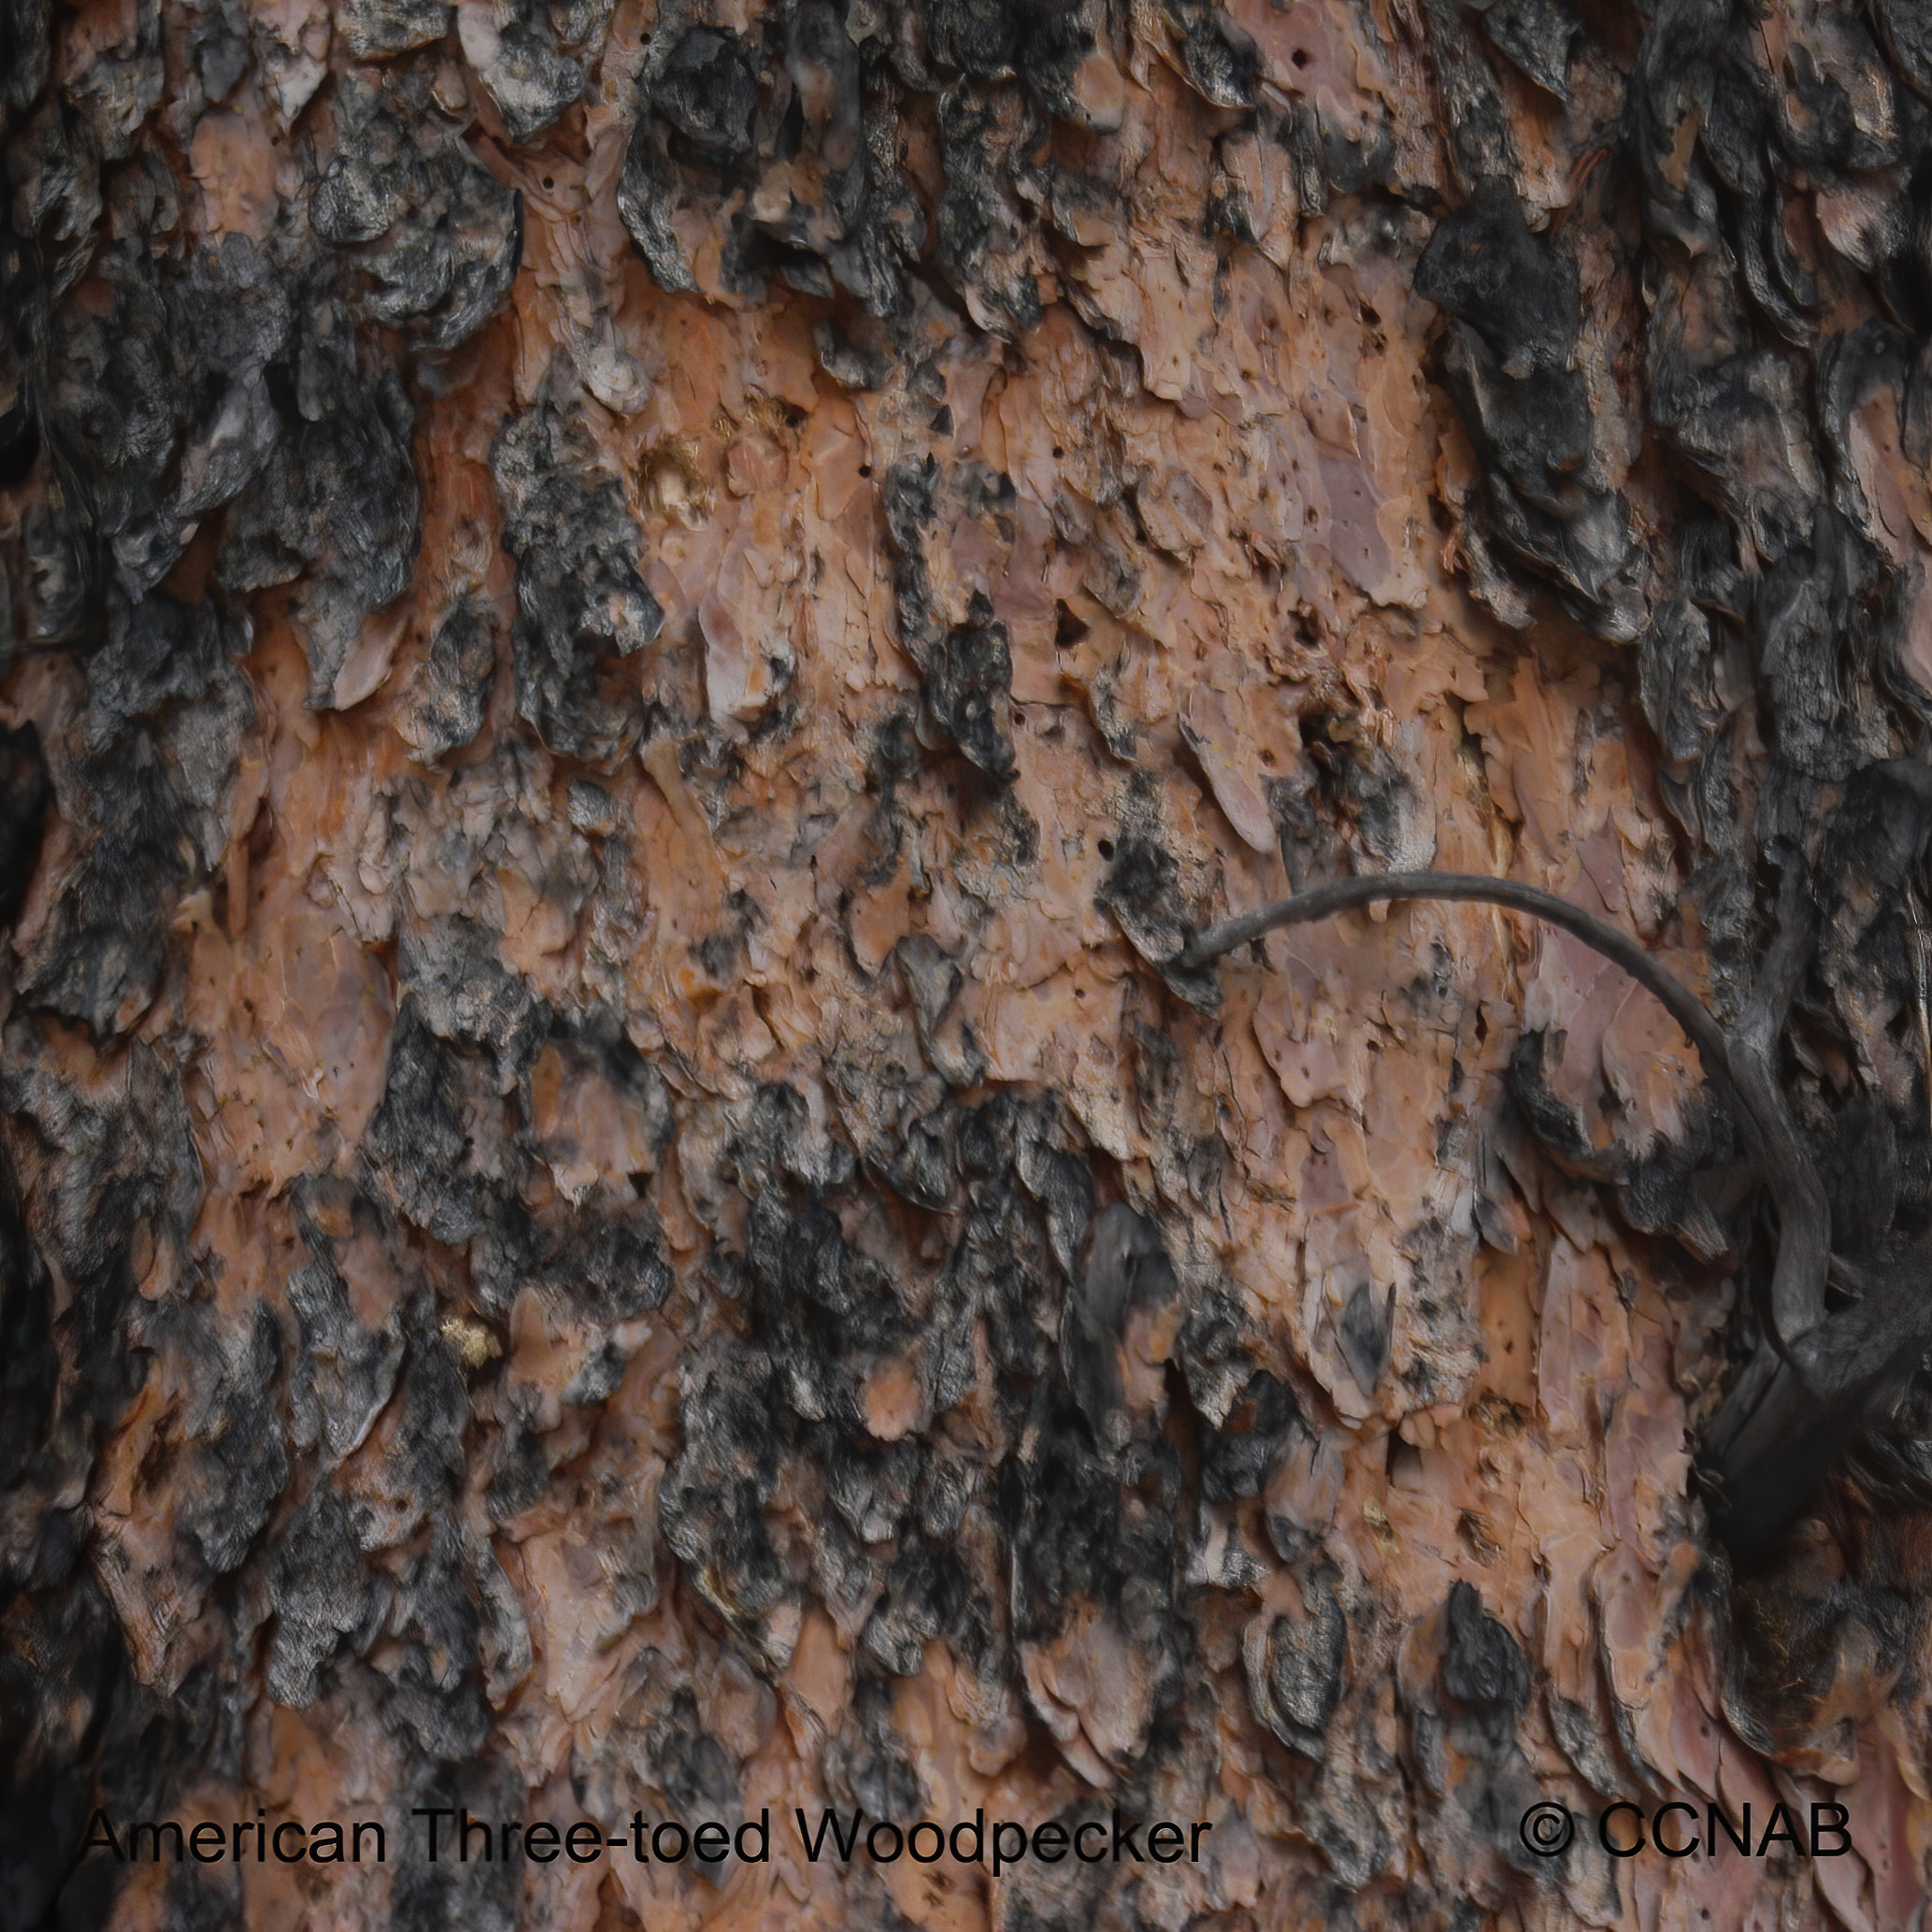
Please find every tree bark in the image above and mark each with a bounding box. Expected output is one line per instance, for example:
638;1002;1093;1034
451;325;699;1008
5;0;1932;1926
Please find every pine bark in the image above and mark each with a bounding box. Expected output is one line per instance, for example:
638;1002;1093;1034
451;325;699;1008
4;0;1932;1926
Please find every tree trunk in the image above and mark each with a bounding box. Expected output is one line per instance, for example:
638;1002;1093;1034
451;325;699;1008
5;0;1932;1925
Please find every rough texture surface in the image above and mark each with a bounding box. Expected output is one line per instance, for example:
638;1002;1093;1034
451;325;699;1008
8;0;1932;1926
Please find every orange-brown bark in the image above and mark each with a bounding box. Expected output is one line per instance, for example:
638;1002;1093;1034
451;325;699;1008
7;0;1932;1928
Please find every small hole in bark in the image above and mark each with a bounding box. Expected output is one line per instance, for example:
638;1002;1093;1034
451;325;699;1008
542;175;554;188
1054;601;1089;648
1292;47;1310;65
858;464;872;478
628;1173;651;1198
1098;837;1115;859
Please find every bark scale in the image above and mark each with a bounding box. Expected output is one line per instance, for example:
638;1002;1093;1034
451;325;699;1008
3;0;1931;1926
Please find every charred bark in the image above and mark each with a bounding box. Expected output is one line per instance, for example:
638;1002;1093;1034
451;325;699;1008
8;0;1932;1927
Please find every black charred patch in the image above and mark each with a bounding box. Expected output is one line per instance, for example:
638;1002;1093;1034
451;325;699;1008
652;27;759;157
1417;180;1645;640
491;400;664;767
923;594;1016;780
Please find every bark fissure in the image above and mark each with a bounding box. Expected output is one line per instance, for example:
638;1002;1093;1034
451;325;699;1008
11;0;1932;1925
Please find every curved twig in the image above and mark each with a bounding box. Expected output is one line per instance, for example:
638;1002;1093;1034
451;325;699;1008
1181;872;1831;1363
1185;871;1737;1090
